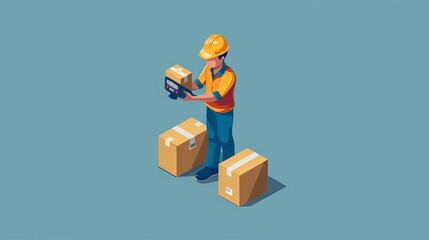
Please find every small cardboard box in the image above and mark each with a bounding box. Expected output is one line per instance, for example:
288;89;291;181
158;118;207;176
165;64;192;90
218;148;268;206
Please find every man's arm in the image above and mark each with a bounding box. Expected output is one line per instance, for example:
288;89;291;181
182;92;217;102
191;81;200;91
192;79;204;91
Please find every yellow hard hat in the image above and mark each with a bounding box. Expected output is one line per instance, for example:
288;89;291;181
199;34;229;60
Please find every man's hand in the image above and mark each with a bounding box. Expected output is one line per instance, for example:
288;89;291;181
181;92;194;101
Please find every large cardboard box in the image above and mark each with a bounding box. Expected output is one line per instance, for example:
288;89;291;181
165;64;192;90
158;118;208;176
218;148;268;206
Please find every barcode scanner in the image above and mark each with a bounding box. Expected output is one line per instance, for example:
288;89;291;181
165;76;195;100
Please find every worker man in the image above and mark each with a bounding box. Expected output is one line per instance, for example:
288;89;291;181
181;34;236;181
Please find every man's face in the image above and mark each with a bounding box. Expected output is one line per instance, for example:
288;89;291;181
206;56;223;68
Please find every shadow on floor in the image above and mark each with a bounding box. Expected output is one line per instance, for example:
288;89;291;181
180;164;205;177
243;177;287;207
180;152;224;178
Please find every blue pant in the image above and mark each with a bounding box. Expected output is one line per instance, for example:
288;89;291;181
205;107;235;168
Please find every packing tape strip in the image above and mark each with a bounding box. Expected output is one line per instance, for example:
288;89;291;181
172;126;196;150
170;66;189;82
226;152;260;177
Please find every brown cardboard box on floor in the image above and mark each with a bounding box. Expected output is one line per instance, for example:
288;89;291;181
165;64;192;90
218;148;268;206
158;118;207;177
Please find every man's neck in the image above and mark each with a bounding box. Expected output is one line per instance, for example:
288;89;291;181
212;62;224;74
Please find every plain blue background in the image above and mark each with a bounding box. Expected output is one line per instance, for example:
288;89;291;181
1;0;428;239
